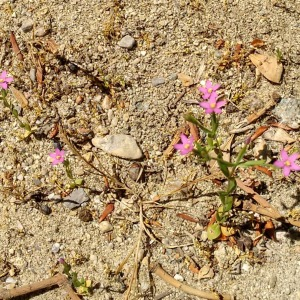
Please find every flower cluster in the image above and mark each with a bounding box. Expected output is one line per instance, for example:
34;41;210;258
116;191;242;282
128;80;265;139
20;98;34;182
274;149;300;177
199;80;226;114
49;148;65;165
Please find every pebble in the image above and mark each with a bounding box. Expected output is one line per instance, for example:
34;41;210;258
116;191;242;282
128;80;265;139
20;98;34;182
63;188;89;209
99;221;113;233
82;152;93;163
169;73;178;81
35;26;49;37
151;77;165;87
101;95;112;110
174;274;184;282
273;98;300;129
21;19;34;32
29;68;36;82
78;208;93;222
51;243;61;253
269;275;277;288
92;134;143;160
118;35;136;49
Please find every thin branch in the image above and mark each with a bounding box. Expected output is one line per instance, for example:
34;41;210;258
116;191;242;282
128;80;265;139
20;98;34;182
150;263;232;300
0;273;80;300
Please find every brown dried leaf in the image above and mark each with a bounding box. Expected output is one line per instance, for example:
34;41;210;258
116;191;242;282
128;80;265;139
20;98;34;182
45;39;59;54
250;126;269;142
99;203;114;223
214;39;225;49
10;32;24;61
10;87;28;108
264;220;276;241
251;38;265;48
254;165;273;178
249;53;283;83
176;213;198;223
177;73;194;87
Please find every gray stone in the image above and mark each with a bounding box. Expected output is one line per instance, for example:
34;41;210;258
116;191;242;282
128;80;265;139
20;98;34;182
118;35;136;49
21;19;34;32
29;68;36;82
92;134;143;160
63;188;89;209
151;77;165;87
273;98;300;129
35;27;49;37
51;243;61;253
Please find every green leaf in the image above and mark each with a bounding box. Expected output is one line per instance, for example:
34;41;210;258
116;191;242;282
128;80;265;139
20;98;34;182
227;178;236;193
207;223;221;240
223;196;233;212
74;178;84;186
235;144;247;164
216;158;236;167
12;108;19;118
217;160;229;177
237;160;266;167
24;123;32;132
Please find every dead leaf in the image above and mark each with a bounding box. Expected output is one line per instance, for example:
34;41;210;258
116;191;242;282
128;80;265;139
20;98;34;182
254;165;273;178
197;265;214;279
250;126;269;142
251;38;265;48
177;73;194;87
176;213;198;223
187;121;199;141
264;220;276;241
99;203;114;223
214;39;225;49
221;226;236;237
45;39;59;54
249;53;283;83
10;87;28;108
233;43;243;62
10;32;24;61
263;128;295;144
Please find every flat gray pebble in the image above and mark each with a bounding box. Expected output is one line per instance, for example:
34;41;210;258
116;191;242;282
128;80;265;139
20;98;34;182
63;188;89;209
118;35;136;49
92;134;143;160
35;26;49;37
151;77;165;87
99;221;113;233
273;98;300;129
21;19;34;32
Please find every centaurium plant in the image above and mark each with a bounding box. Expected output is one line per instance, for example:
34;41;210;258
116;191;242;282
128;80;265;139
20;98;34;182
0;70;32;134
49;148;84;189
174;80;300;240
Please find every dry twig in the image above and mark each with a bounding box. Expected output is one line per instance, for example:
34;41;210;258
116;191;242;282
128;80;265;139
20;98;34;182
0;273;80;300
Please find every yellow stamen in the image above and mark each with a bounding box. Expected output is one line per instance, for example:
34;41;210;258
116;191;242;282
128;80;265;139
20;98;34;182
285;161;291;166
0;79;4;83
184;144;190;149
56;155;61;160
210;103;216;108
208;88;213;93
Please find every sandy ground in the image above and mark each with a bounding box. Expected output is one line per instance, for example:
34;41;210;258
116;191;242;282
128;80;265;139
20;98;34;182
0;0;300;299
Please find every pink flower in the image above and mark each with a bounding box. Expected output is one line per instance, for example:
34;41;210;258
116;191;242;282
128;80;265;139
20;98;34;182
0;71;14;90
49;148;65;165
199;97;226;114
198;80;221;100
174;134;194;155
273;149;300;177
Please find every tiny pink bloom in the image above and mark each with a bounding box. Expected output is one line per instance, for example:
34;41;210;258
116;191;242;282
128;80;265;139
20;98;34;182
0;71;14;90
198;80;221;100
199;97;226;114
174;134;194;155
273;149;300;177
49;148;65;165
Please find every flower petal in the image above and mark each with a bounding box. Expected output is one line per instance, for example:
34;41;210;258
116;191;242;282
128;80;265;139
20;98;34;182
280;149;289;161
208;92;218;101
0;82;8;89
282;166;291;177
180;134;189;145
205;80;212;89
0;71;7;78
213;108;223;114
174;143;184;151
212;83;221;91
290;163;300;171
216;100;226;108
199;101;211;108
5;77;13;83
273;160;284;168
288;153;300;162
204;108;214;114
198;87;206;93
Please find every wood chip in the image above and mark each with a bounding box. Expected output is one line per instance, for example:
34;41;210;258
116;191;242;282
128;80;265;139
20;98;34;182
177;73;194;87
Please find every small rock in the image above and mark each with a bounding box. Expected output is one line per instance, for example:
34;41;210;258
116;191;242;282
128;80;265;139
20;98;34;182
101;95;112;110
118;35;136;49
128;163;143;181
169;73;178;81
178;73;194;87
29;68;36;82
39;204;51;215
269;275;277;288
200;231;208;242
92;134;143;160
51;243;61;253
174;274;184;282
21;19;34;32
273;98;300;129
5;277;17;284
82;152;93;163
63;188;89;209
151;77;165;87
35;26;49;37
99;221;113;233
197;265;214;279
75;95;84;105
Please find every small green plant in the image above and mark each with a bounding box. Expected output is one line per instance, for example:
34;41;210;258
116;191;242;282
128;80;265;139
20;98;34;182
0;70;32;136
49;148;84;189
59;258;92;295
174;80;300;240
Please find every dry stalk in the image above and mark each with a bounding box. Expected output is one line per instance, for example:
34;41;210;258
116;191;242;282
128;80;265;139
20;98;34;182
0;273;80;300
150;263;233;300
